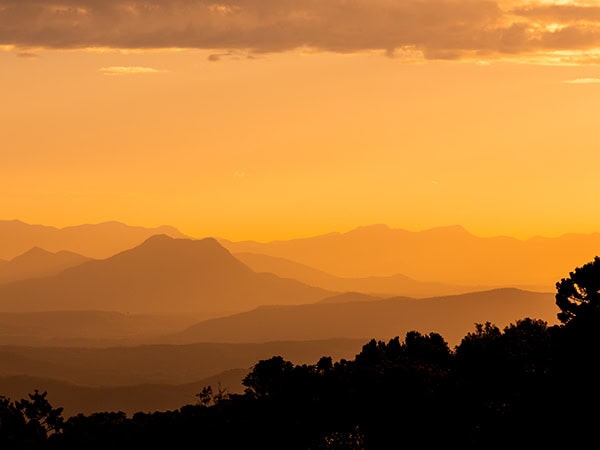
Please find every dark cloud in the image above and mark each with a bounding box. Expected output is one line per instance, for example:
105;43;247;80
207;51;236;62
1;1;599;61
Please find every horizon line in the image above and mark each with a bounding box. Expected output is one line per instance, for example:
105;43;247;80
2;218;598;243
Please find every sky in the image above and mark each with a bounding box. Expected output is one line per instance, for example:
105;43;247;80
2;0;600;242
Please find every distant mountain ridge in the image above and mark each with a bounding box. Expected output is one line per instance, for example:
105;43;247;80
0;372;249;417
0;247;91;284
0;310;212;346
0;338;365;387
235;251;492;297
220;224;600;288
0;235;332;314
0;220;188;260
168;288;559;348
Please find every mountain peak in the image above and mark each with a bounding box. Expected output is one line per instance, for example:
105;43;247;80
141;233;175;244
110;234;241;270
0;231;330;314
11;246;54;262
138;234;221;249
21;246;52;255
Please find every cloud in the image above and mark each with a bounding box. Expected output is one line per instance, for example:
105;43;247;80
207;50;248;61
99;66;164;75
16;51;38;58
208;51;235;62
1;0;600;62
563;77;600;84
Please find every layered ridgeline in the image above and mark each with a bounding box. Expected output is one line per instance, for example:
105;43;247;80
0;338;365;416
0;220;188;260
0;247;91;284
0;235;332;315
0;310;204;346
220;224;600;290
166;288;559;349
234;252;488;298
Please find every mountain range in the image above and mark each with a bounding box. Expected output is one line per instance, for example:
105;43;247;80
0;220;187;260
219;224;600;289
166;288;558;348
0;338;366;416
0;219;573;418
234;251;490;297
0;247;91;285
0;235;331;314
0;372;248;417
0;310;206;346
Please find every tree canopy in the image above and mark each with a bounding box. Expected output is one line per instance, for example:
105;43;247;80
556;255;600;326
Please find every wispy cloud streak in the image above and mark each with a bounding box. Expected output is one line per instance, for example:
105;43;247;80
563;77;600;84
99;66;164;75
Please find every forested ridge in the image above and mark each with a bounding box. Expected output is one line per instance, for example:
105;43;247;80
3;258;600;449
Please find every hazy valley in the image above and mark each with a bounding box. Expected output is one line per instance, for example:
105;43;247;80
0;219;586;417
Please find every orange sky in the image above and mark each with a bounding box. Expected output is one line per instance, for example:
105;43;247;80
2;0;600;242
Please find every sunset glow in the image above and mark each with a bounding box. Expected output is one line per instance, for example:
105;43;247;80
4;3;600;438
2;0;600;241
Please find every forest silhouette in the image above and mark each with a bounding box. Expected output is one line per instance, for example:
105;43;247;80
2;258;600;449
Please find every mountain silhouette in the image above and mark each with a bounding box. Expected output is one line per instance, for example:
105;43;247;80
0;220;188;260
0;235;332;314
168;288;559;348
0;247;91;284
234;251;489;297
220;224;600;288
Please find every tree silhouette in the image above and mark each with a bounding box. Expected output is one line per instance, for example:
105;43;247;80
195;384;229;407
555;255;600;326
552;257;600;444
0;390;64;449
242;355;294;399
0;395;29;449
15;390;63;438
